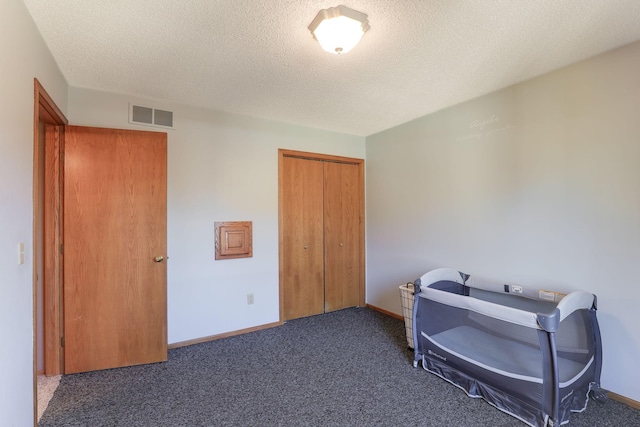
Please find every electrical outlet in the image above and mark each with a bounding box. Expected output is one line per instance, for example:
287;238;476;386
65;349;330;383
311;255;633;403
247;293;254;305
511;285;523;294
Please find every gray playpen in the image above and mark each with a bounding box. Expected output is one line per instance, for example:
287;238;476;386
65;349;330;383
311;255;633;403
412;268;605;427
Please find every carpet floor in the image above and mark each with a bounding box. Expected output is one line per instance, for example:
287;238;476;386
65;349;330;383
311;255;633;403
39;307;639;426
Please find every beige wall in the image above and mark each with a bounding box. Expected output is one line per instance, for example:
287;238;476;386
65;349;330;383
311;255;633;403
0;1;68;425
67;87;366;344
365;41;640;400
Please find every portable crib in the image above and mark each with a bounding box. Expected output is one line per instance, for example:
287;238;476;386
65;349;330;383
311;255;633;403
412;268;604;427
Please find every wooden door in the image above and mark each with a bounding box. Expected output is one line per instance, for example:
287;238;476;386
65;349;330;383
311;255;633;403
63;125;167;374
323;161;361;312
281;156;325;320
280;150;365;321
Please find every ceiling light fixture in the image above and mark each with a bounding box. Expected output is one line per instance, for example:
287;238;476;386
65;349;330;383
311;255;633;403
308;5;369;55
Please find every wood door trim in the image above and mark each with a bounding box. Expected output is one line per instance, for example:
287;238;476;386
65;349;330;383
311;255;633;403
43;124;64;375
279;149;363;165
278;149;366;323
278;151;285;322
36;80;67;127
33;79;67;422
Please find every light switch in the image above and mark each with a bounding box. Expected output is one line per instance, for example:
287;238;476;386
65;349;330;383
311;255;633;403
18;242;24;265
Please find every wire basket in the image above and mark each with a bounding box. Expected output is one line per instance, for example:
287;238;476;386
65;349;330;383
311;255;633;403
399;283;415;349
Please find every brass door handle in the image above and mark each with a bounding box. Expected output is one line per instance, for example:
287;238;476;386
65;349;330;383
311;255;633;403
154;256;165;263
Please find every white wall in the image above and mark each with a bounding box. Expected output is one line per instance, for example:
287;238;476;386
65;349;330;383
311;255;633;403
0;1;68;425
67;87;365;344
6;0;638;418
365;41;640;401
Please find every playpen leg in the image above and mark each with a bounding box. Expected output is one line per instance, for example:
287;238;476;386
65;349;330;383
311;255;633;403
589;383;608;403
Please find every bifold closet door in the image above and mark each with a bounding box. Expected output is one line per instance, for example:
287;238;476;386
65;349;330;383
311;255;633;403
323;161;361;312
281;156;325;320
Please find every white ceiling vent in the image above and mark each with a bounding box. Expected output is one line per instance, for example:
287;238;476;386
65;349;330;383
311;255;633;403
129;104;174;128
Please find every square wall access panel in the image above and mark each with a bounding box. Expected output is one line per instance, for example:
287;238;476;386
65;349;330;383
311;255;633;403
215;221;253;260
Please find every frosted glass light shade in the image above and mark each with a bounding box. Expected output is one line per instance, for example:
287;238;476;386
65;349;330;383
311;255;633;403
309;5;369;55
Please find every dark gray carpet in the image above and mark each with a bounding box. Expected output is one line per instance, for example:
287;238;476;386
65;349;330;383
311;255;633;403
39;308;639;426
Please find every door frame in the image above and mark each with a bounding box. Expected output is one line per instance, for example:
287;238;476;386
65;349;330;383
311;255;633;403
277;149;365;322
33;79;67;418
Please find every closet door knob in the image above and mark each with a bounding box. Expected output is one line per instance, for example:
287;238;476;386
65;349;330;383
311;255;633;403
339;242;343;247
304;245;308;249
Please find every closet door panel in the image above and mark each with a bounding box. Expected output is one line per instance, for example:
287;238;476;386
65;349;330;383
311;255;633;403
282;157;325;319
323;161;361;312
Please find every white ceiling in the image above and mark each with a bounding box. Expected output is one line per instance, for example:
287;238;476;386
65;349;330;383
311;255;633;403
23;0;640;136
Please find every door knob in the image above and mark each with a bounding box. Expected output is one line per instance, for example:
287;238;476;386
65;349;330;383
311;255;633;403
154;256;165;263
304;245;308;249
339;242;343;247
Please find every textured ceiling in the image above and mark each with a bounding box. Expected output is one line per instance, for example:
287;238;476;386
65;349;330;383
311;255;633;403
23;0;640;136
